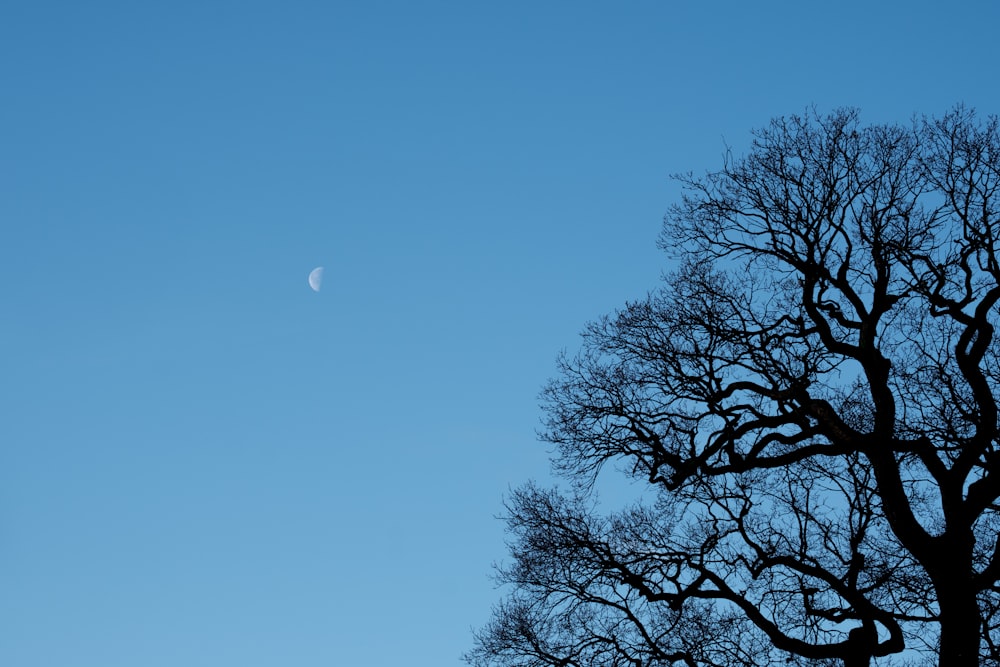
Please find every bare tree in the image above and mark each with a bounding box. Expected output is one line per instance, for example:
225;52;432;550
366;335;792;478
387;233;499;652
469;107;1000;667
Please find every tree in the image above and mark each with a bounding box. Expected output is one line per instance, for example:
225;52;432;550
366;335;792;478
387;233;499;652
468;107;1000;667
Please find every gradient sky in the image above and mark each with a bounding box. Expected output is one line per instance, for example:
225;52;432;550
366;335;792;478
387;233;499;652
3;2;999;666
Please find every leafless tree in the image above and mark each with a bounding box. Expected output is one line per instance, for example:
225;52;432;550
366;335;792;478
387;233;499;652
469;107;1000;667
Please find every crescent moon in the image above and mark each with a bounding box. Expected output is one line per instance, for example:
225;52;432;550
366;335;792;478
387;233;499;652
308;267;324;292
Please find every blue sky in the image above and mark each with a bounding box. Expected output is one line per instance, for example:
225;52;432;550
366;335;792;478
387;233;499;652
2;2;999;666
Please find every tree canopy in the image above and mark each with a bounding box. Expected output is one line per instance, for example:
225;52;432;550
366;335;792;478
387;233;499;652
468;107;1000;667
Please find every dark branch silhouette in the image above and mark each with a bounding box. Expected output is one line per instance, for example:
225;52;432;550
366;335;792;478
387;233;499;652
469;107;1000;667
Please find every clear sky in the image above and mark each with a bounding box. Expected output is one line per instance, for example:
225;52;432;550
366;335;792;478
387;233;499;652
2;2;998;666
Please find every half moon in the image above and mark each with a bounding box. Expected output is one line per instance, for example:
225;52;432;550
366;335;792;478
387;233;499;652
308;267;324;292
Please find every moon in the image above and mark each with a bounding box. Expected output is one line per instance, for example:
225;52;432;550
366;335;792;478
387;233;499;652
308;267;324;292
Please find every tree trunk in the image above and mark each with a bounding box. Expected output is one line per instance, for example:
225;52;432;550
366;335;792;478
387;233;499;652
936;583;981;667
841;626;873;667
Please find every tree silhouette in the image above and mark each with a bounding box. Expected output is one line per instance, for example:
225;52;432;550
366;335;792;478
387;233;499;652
469;107;1000;667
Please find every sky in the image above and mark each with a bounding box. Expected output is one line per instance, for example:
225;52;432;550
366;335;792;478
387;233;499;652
2;2;999;666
